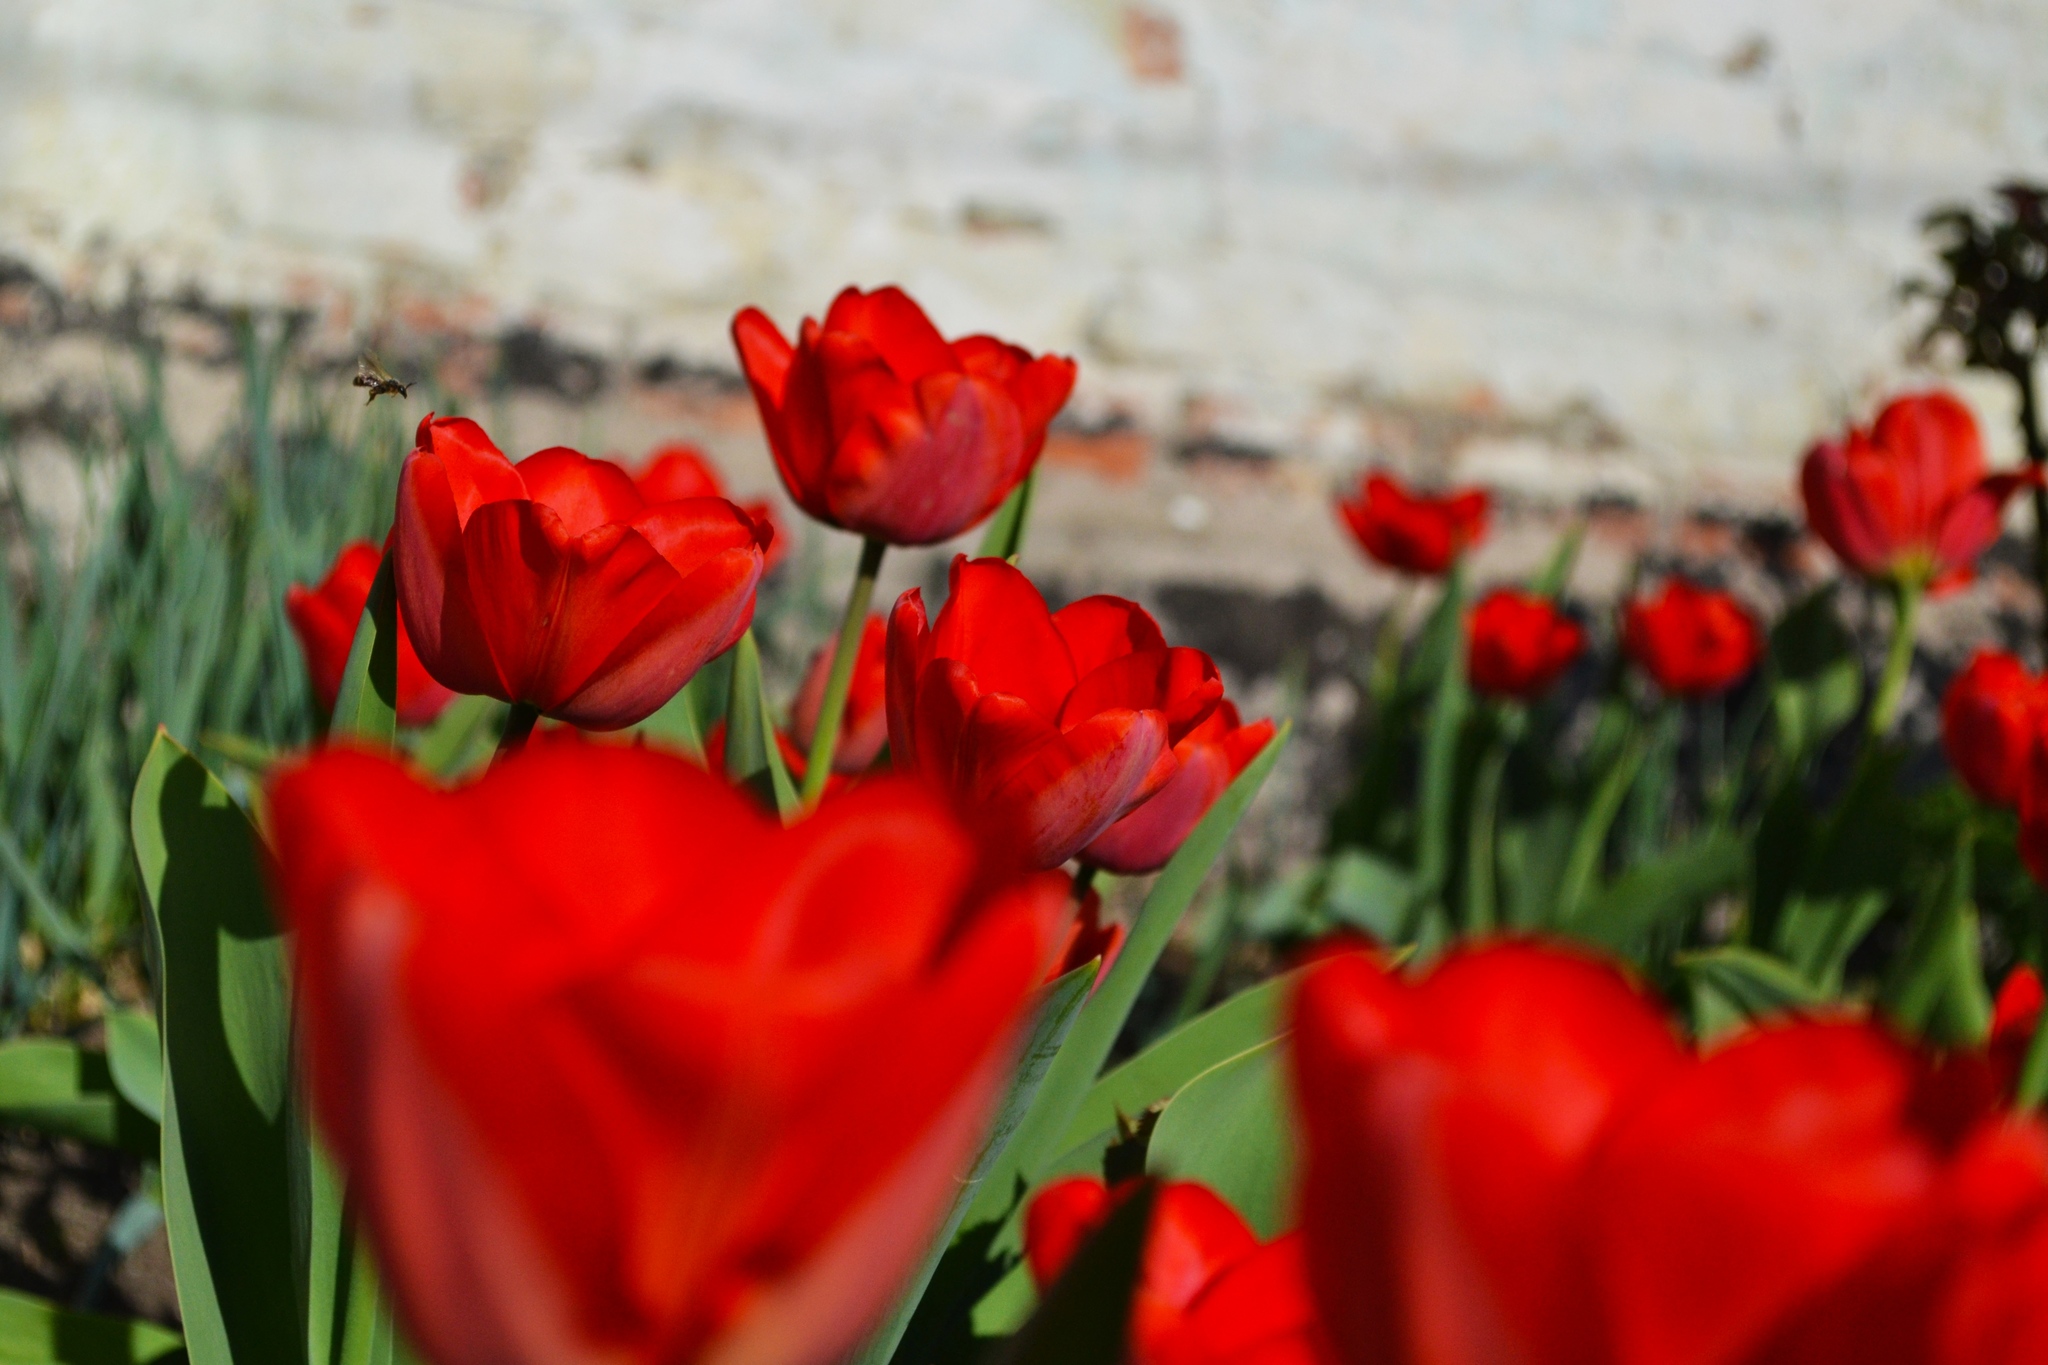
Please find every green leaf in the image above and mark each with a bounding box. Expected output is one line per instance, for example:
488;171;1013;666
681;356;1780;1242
1411;618;1469;923
1145;1040;1297;1237
409;695;499;777
992;1182;1154;1365
0;820;91;958
1676;946;1824;1041
0;1286;183;1363
1554;725;1646;926
327;553;398;745
130;729;300;1365
963;725;1290;1231
976;469;1038;562
1572;830;1746;952
1320;851;1415;942
722;632;797;820
0;1040;156;1157
1768;585;1861;766
104;1012;164;1127
631;684;704;762
856;964;1097;1365
1401;567;1466;704
1530;522;1585;599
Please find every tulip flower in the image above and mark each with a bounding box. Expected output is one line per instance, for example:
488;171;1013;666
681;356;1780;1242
1335;473;1489;576
1081;702;1275;875
1466;589;1586;699
888;556;1224;871
630;440;789;573
1620;578;1762;698
1025;1177;1330;1365
1942;651;2045;808
1047;883;1124;984
394;415;770;733
790;615;888;774
267;733;1065;1365
285;540;455;726
1292;941;2048;1365
730;285;1077;547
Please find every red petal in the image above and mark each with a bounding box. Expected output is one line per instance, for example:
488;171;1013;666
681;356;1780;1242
975;705;1172;870
929;557;1076;719
823;285;957;384
396;446;511;698
887;589;934;778
1053;596;1169;678
1059;647;1223;742
514;447;646;537
418;415;524;527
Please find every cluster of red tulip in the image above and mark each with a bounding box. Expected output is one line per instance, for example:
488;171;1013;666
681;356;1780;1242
265;271;2048;1365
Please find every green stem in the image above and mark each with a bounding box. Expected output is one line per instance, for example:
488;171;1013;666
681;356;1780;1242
1071;863;1100;904
1462;710;1516;934
2019;980;2048;1109
800;537;886;810
1866;579;1921;740
1554;726;1646;927
496;702;540;758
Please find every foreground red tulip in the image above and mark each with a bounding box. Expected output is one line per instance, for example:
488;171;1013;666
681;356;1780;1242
285;540;456;726
1799;391;2031;593
1081;702;1276;875
1466;589;1585;699
888;556;1223;870
630;441;789;573
267;735;1063;1365
790;615;888;774
395;416;770;729
1026;1177;1330;1365
1942;650;2044;808
732;286;1077;545
1292;941;2048;1365
1335;473;1489;576
1621;578;1761;697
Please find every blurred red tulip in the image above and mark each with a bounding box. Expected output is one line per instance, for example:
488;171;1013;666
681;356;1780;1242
1335;473;1489;576
790;615;889;774
1081;702;1275;875
1943;650;2045;808
1292;941;2048;1365
1621;578;1761;697
887;556;1223;870
285;540;456;726
395;416;770;730
1047;883;1124;984
1799;392;2032;593
1466;589;1585;699
267;734;1064;1365
1026;1177;1331;1365
731;286;1077;545
630;440;789;573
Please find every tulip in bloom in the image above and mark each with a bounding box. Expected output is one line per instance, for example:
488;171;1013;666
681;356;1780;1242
285;540;456;726
1942;650;2045;808
888;556;1224;871
267;734;1064;1365
732;286;1077;545
1026;1177;1330;1365
395;416;770;730
1335;473;1489;576
1466;589;1586;699
1292;941;2048;1365
1081;702;1276;875
1047;883;1125;984
1799;391;2032;592
1620;578;1762;697
630;441;788;573
790;615;889;775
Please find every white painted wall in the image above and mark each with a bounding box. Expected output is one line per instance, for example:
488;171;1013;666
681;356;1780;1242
4;0;2046;498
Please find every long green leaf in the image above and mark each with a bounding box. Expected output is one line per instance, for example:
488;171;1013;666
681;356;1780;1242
723;633;797;820
104;1012;164;1127
1572;830;1746;952
976;470;1039;562
130;729;299;1365
0;1287;183;1364
1554;726;1645;925
964;725;1290;1230
0;1041;156;1157
1676;946;1824;1041
327;554;398;745
1145;1040;1297;1237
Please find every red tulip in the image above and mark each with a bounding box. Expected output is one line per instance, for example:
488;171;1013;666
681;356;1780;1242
1047;883;1125;984
1292;941;2048;1365
731;286;1077;545
285;540;456;726
1621;578;1762;697
1799;391;2032;593
790;615;889;774
1081;702;1275;875
1335;473;1489;576
1942;650;2045;807
1025;1177;1330;1365
1466;589;1586;699
267;733;1064;1365
395;416;770;730
630;441;789;573
887;556;1223;871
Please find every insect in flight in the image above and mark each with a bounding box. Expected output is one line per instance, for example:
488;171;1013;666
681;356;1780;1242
352;354;412;405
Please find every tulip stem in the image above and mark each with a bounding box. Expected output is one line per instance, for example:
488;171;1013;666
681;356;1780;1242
1867;579;1922;740
497;702;540;758
1072;864;1100;904
800;537;887;810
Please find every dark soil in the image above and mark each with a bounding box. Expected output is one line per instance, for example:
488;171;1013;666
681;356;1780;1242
0;1128;179;1327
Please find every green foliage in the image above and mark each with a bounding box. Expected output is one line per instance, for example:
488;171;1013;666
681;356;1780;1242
0;1286;183;1364
1147;1040;1296;1237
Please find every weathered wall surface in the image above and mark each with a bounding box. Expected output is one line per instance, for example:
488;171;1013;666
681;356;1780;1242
5;0;2046;504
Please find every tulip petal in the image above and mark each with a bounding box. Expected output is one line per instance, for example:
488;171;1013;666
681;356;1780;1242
929;558;1076;718
1053;596;1169;678
417;415;526;526
515;448;647;537
734;308;835;514
1060;647;1223;743
454;499;574;704
1801;438;1895;578
975;703;1172;869
1081;740;1233;875
1932;471;2033;580
887;589;933;776
1875;390;1986;532
397;450;520;699
823;285;957;385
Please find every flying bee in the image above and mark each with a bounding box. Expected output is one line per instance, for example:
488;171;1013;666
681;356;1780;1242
353;354;412;405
